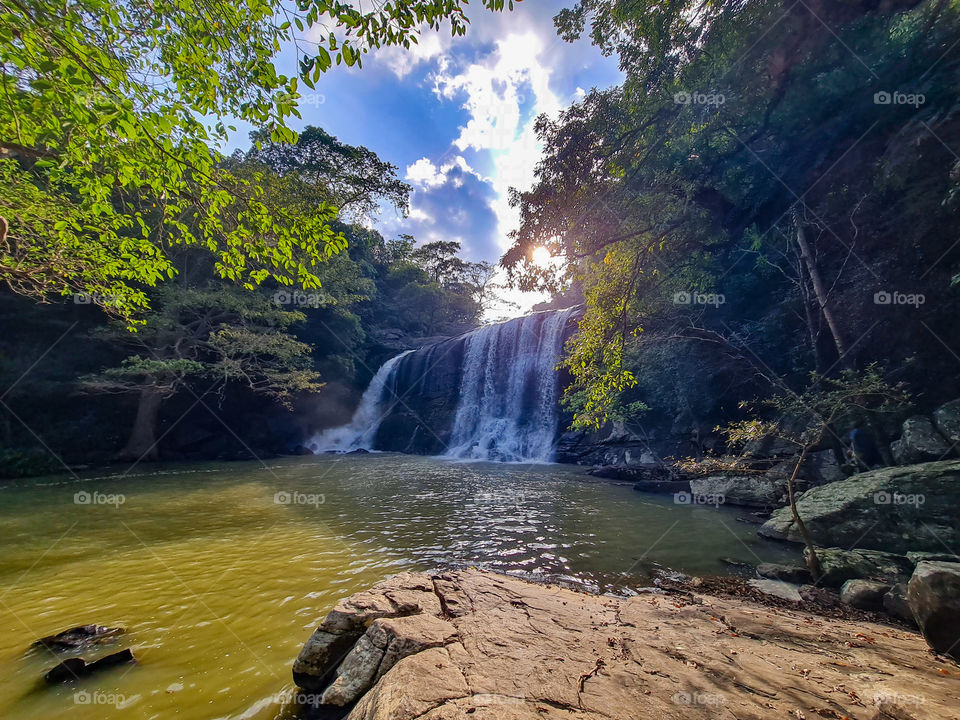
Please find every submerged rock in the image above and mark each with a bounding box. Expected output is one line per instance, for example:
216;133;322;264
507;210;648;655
759;460;960;553
907;561;960;660
43;649;135;684
292;569;958;719
32;624;124;653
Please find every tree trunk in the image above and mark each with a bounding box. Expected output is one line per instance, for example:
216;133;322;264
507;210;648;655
795;219;852;371
118;387;164;461
789;445;822;581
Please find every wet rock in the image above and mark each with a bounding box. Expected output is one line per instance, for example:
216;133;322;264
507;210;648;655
756;563;812;584
932;398;960;445
907;560;960;660
689;474;787;508
44;649;135;684
891;416;952;464
840;579;891;610
32;624;124;653
759;460;960;553
807;547;912;587
293;572;442;690
882;583;916;626
321;614;457;706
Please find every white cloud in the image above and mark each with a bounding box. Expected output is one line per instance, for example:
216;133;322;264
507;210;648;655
428;32;564;257
404;154;484;189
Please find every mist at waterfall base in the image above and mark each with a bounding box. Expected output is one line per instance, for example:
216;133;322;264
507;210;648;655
307;308;578;462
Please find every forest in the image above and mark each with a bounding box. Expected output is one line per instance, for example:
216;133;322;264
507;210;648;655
2;1;960;718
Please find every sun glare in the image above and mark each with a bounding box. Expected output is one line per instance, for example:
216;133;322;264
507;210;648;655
531;246;552;267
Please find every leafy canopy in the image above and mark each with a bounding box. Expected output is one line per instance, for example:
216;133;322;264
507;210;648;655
0;0;516;322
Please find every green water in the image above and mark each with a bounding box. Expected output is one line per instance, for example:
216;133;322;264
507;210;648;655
0;453;795;719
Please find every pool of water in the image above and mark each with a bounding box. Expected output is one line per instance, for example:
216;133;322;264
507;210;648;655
0;453;796;719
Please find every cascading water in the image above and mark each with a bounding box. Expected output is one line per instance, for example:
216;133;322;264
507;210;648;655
306;350;412;452
444;306;577;462
307;307;577;461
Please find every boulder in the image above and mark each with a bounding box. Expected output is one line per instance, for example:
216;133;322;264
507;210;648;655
759;460;960;553
43;649;135;684
840;579;891;610
689;474;787;508
802;449;846;485
292;572;442;690
891;416;951;464
907;561;960;660
932;398;960;445
807;547;912;587
756;563;812;584
882;584;916;626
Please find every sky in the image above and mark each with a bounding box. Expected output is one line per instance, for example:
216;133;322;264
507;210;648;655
227;1;623;317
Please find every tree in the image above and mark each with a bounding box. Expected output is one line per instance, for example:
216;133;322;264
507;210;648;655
81;284;321;460
724;366;911;580
0;0;515;321
504;0;960;428
245;126;411;221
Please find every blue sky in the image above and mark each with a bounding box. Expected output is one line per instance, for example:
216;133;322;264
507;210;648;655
227;1;622;314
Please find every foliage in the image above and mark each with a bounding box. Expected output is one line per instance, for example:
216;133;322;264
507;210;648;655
723;365;912;452
507;0;960;429
82;284;322;405
0;0;513;321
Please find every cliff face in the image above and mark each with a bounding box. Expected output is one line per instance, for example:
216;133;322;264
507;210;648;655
292;569;957;720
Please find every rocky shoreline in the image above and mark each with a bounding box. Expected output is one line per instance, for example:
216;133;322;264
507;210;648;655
292;569;960;720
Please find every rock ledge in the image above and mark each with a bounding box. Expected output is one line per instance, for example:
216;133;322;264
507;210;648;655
293;569;960;719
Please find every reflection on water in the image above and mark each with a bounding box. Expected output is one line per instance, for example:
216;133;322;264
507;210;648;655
0;453;795;720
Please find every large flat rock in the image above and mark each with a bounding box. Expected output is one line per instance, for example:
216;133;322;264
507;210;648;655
293;569;960;719
759;459;960;553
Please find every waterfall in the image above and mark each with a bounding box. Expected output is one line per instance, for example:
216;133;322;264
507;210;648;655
444;307;577;462
306;350;412;452
306;307;577;461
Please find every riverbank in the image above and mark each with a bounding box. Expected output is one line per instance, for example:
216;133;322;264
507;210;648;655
293;568;960;719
